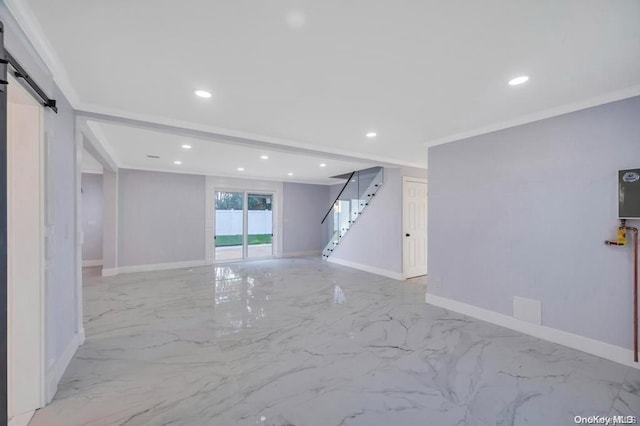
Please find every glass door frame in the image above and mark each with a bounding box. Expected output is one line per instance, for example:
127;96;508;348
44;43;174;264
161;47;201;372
214;190;246;262
213;189;276;263
246;192;274;260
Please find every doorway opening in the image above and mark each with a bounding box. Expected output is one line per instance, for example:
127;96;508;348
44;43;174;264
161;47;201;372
80;150;104;272
214;191;274;262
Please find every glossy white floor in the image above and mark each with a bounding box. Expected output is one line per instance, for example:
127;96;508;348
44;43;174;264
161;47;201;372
31;258;639;426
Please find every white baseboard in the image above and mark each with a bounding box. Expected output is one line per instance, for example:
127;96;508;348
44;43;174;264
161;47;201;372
45;330;83;403
425;293;639;369
327;257;405;281
9;410;34;426
82;259;103;267
101;267;118;277
281;250;322;258
102;259;209;276
78;327;86;346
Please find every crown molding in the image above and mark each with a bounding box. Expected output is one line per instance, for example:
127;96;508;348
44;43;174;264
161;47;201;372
424;84;640;148
4;0;81;107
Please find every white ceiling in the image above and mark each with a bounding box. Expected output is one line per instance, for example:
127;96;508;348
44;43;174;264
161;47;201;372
89;121;376;184
18;0;640;169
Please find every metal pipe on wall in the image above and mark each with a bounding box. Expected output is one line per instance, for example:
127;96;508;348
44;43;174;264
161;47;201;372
605;220;639;362
627;226;638;363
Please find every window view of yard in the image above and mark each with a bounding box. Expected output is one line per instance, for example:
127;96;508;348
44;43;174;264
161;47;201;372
215;234;272;247
214;192;273;259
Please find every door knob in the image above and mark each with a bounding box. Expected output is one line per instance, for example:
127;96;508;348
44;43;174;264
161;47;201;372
406;233;410;237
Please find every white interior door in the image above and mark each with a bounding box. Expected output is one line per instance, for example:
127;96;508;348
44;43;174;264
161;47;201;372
7;76;45;422
403;178;428;278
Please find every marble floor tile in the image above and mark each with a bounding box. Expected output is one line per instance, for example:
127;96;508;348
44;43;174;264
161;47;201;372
30;258;640;426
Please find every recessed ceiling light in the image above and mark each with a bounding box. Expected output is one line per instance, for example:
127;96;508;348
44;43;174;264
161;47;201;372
320;163;326;167
287;172;294;176
173;161;182;165
194;90;212;98
508;76;529;86
181;144;192;149
237;167;245;171
366;132;377;138
260;155;269;160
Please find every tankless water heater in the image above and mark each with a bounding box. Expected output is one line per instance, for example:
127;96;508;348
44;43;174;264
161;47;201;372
619;168;640;219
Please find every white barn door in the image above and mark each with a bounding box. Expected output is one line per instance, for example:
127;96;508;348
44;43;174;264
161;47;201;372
7;74;45;423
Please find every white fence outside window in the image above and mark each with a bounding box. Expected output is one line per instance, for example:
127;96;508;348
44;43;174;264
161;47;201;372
215;210;273;235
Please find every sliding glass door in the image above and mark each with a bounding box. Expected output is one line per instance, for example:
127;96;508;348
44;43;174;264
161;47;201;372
247;194;273;259
214;191;244;261
214;191;274;261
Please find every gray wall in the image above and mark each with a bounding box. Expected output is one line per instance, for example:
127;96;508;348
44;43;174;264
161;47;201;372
282;182;329;255
81;173;103;261
328;182;342;202
117;171;334;266
118;170;206;267
428;96;640;349
44;85;77;371
331;167;404;274
102;170;118;269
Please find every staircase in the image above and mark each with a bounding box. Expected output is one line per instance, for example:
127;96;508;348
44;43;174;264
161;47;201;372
321;166;384;260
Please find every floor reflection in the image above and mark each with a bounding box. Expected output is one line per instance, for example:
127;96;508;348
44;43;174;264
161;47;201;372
213;267;267;335
213;265;243;281
334;285;346;305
